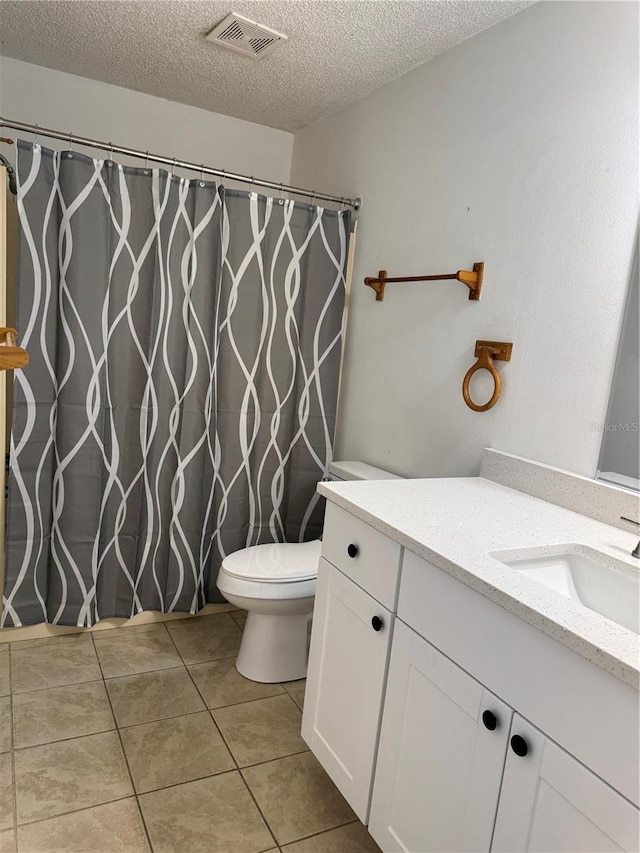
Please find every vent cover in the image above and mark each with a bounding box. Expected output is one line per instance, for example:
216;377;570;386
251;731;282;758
206;12;288;59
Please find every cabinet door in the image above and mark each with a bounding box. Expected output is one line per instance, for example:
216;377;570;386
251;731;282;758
369;621;512;853
492;715;639;853
302;558;393;822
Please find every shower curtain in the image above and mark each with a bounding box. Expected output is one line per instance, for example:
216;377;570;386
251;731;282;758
2;141;349;627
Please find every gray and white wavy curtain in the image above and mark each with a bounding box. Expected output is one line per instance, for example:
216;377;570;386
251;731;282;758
2;141;349;627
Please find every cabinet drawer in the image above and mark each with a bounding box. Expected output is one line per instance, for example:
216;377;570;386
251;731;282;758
322;502;402;610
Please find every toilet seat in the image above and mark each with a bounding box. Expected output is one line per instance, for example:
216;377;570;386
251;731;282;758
217;539;321;601
222;540;322;583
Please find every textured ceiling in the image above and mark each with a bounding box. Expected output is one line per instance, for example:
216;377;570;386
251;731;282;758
0;1;535;132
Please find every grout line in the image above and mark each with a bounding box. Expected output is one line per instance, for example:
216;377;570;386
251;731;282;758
10;675;103;697
92;622;171;642
90;632;155;853
235;767;279;850
11;716;118;752
234;746;311;773
178;652;240;668
179;654;277;851
279;818;362;849
198;689;289;712
116;706;210;732
7;645;17;852
207;687;297;714
13;793;138;831
12;722;117;753
180;660;238;770
101;662;185;681
160;615;242;669
131;765;237;798
9;677;105;699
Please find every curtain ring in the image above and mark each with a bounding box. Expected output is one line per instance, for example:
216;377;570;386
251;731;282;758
171;157;177;178
311;189;317;207
143;151;149;173
340;197;345;212
33;123;39;147
278;182;284;205
67;132;73;158
107;142;113;164
199;164;205;187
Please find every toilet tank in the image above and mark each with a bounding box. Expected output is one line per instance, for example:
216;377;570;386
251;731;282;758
328;461;403;481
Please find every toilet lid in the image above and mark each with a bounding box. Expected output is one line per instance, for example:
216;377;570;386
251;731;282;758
221;540;322;583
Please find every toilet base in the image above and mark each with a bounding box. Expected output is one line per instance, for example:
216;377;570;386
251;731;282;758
236;608;313;683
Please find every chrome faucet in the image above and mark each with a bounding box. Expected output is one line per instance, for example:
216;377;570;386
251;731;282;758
620;516;640;558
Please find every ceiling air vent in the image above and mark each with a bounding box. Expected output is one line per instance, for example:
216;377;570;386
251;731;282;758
206;12;288;60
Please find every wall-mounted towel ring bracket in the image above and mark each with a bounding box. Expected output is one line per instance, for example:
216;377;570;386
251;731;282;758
462;340;512;412
364;262;484;302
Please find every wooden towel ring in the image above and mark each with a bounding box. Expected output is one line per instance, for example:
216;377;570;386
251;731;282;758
462;340;512;412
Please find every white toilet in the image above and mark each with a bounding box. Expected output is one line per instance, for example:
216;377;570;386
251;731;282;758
217;461;401;683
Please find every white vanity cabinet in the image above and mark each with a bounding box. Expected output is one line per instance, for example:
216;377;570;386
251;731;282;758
302;504;402;822
304;499;640;853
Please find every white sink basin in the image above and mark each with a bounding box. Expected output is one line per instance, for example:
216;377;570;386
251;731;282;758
490;546;639;634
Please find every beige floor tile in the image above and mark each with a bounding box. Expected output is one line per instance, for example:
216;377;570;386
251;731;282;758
120;711;234;793
0;754;13;832
0;652;9;698
167;613;242;664
213;694;306;767
10;633;90;652
0;829;15;853
243;752;355;846
94;624;182;678
230;611;247;630
282;822;381;852
13;681;114;749
189;657;284;709
291;690;305;711
14;731;133;824
282;679;306;694
11;641;100;694
139;771;274;853
16;798;149;853
0;700;11;753
105;667;204;727
92;623;163;637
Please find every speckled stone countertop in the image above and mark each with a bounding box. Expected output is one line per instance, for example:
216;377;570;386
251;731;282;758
317;477;640;689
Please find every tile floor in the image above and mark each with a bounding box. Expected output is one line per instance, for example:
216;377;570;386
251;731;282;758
0;611;381;853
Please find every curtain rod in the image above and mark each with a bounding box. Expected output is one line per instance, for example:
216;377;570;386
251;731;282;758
0;116;362;211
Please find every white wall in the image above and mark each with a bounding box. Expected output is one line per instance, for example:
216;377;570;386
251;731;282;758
0;57;293;184
292;1;638;479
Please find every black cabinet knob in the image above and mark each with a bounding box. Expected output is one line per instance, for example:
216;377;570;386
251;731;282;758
347;543;359;558
511;734;529;757
482;710;498;731
371;616;383;632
